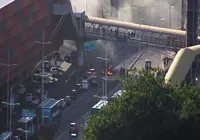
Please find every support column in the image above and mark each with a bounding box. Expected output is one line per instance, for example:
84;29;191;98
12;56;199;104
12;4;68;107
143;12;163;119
76;40;85;68
186;0;199;83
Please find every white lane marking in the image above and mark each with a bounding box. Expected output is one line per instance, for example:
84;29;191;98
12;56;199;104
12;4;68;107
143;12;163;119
70;69;77;77
55;130;68;140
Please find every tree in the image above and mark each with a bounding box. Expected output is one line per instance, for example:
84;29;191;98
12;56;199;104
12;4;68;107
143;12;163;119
82;69;200;140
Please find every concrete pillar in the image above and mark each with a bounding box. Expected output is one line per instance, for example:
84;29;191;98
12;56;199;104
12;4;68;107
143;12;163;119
76;40;84;67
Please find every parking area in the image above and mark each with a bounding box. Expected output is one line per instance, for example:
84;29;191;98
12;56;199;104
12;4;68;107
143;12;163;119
0;50;83;135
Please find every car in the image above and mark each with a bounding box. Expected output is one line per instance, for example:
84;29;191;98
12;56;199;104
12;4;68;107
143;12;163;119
60;96;71;108
75;83;82;93
91;75;98;86
43;60;51;70
25;93;40;105
70;89;77;99
101;70;114;76
89;68;96;75
64;53;71;62
17;85;26;95
68;123;78;137
81;79;89;90
35;85;41;94
50;67;59;76
32;74;50;84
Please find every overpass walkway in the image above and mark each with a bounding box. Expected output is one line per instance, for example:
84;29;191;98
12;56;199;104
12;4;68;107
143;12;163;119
77;14;200;49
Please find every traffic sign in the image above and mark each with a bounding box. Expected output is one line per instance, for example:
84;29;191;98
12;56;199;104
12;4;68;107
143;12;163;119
22;109;35;117
84;42;95;51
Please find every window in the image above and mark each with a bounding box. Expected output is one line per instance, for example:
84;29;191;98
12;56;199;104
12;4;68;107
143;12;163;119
13;0;20;12
9;48;14;59
34;33;41;41
32;25;37;36
16;34;21;44
24;50;30;61
23;19;29;28
0;20;6;31
3;41;10;52
18;12;23;21
29;3;35;15
42;17;48;28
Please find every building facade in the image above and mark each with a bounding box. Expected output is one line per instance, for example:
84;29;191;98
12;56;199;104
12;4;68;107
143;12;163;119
0;0;70;86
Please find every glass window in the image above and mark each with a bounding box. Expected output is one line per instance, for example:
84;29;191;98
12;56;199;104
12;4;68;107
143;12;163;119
29;3;35;15
3;41;10;52
16;34;21;44
23;19;29;28
35;33;41;41
42;17;48;28
13;0;19;12
9;48;14;59
18;12;23;21
0;20;6;30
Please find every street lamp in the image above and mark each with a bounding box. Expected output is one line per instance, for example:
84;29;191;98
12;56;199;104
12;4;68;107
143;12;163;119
139;19;145;53
97;57;110;61
93;95;108;101
35;29;52;103
35;29;51;126
97;55;110;97
2;87;20;138
0;50;18;132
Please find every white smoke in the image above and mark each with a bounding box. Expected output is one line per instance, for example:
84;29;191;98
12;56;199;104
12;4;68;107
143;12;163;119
70;0;182;59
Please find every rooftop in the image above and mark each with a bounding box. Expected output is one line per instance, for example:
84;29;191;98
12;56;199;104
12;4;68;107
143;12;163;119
0;0;15;9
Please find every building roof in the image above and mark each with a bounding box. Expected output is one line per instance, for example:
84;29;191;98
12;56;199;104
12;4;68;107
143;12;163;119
0;0;15;9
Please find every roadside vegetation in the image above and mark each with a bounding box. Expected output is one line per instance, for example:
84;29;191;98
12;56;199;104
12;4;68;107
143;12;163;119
82;69;200;140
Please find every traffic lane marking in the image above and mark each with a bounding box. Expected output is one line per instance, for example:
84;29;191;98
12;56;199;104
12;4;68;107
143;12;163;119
55;85;103;138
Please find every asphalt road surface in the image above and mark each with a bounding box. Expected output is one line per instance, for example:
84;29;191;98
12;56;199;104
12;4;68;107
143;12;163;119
54;43;149;140
134;47;166;69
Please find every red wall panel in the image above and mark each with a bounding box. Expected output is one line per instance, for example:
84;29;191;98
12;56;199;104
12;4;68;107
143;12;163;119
1;0;38;20
2;2;14;18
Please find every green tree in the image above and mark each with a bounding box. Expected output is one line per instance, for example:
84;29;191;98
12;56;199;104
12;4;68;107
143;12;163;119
82;69;200;140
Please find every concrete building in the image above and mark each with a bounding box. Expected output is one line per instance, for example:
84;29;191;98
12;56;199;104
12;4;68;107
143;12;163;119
0;0;78;87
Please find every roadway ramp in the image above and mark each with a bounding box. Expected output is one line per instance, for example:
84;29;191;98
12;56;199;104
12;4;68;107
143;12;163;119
53;2;80;40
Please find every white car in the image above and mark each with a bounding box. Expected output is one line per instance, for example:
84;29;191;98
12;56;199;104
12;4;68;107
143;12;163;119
89;68;96;75
50;67;59;76
81;79;89;90
43;60;51;69
17;85;26;94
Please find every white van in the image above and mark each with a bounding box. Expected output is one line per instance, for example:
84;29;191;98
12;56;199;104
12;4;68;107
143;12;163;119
81;79;89;90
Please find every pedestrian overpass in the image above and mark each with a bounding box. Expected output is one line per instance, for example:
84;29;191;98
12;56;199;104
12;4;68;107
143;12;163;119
74;12;200;50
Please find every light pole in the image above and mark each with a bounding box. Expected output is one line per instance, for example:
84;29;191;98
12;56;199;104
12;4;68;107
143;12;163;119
35;29;51;126
168;0;171;28
35;29;52;102
93;95;108;100
139;19;145;53
0;50;18;132
2;88;20;138
97;55;109;97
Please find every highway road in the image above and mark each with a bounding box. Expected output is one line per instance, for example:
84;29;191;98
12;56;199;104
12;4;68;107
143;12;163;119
53;42;143;140
134;47;167;69
58;46;168;140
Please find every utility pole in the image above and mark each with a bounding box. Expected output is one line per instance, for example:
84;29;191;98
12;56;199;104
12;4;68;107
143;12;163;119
35;29;52;125
0;49;18;132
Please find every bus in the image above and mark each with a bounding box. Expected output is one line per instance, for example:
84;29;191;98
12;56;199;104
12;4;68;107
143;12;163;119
109;90;125;102
16;109;37;139
0;132;12;140
36;98;62;131
90;100;108;115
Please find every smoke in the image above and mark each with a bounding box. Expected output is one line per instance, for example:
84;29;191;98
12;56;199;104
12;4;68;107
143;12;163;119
70;0;182;59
